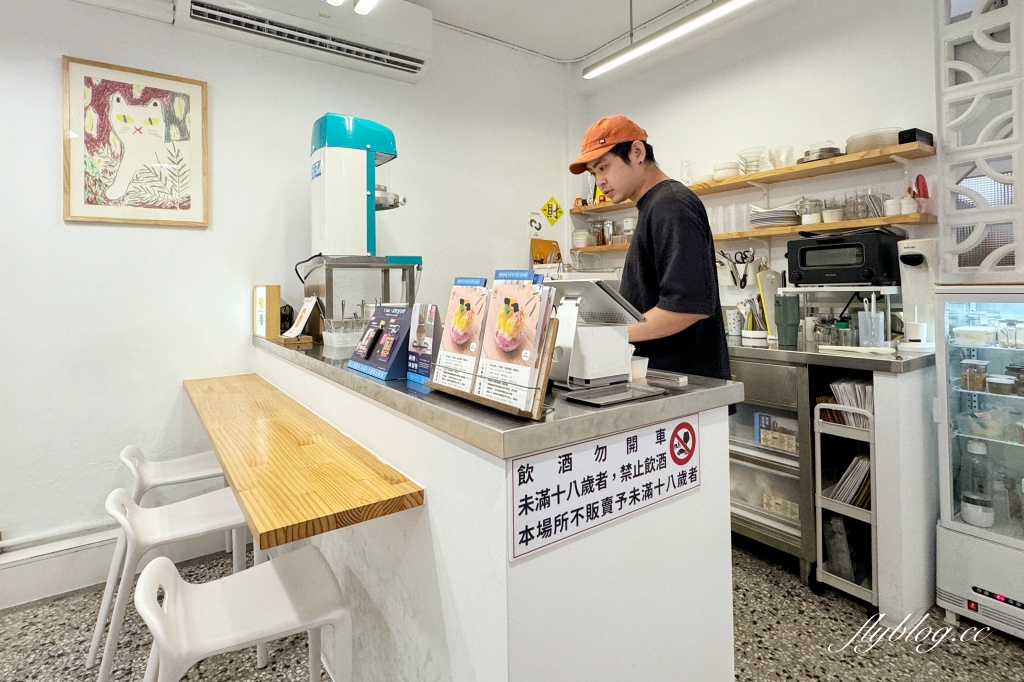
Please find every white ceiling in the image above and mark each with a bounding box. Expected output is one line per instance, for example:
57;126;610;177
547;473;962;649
409;0;706;61
76;0;720;63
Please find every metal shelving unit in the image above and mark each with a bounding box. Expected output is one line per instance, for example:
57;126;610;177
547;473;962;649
814;403;878;605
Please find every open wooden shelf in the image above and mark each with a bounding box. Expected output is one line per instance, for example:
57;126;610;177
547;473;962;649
691;142;935;197
569;242;631;255
712;213;936;242
569;199;635;215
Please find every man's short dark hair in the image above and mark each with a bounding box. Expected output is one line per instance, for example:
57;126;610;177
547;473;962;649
610;140;656;166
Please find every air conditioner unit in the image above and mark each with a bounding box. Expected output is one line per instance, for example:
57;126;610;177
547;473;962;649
175;0;432;83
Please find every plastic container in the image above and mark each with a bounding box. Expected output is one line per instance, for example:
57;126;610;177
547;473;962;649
961;359;990;391
1006;364;1024;395
572;230;590;249
630;356;649;381
953;325;998;347
987;375;1016;395
857;311;885;347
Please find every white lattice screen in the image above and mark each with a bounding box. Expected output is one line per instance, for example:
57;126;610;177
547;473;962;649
937;0;1024;283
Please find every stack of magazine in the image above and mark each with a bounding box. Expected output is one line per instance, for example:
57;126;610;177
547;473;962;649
433;272;554;412
829;378;873;429
828;455;871;509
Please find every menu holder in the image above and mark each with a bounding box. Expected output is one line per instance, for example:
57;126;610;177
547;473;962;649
426;318;558;421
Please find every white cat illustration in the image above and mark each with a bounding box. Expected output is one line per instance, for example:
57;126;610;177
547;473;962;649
105;94;168;201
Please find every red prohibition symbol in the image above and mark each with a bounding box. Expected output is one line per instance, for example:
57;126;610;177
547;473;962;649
670;422;696;466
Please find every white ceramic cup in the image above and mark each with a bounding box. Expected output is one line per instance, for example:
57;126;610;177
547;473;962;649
883;198;901;216
900;196;918;214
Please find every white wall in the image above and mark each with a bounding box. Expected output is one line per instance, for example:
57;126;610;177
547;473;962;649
0;0;568;541
571;0;939;307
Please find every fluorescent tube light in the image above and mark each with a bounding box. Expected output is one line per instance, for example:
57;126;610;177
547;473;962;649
583;0;762;79
354;0;382;14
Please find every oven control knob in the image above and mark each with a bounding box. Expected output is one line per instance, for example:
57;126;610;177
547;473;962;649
791;271;803;282
861;267;875;281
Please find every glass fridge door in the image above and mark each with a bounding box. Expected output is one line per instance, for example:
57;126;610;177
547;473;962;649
942;297;1024;549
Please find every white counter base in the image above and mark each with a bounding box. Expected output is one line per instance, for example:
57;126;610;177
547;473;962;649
255;347;735;681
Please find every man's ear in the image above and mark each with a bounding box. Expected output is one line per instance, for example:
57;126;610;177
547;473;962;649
631;140;647;166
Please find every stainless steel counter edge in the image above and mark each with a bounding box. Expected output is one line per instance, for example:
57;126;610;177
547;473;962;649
253;336;745;460
727;343;935;372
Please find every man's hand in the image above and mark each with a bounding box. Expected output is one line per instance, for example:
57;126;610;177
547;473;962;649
628;306;708;343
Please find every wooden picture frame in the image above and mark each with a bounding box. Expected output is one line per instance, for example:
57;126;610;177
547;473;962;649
62;56;209;227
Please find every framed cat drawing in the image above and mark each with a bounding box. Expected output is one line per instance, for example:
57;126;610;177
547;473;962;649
62;56;209;227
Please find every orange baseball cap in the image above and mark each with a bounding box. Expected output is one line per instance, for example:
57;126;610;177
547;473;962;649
569;115;648;175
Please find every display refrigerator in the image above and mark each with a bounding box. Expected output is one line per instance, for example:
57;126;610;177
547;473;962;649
935;286;1024;638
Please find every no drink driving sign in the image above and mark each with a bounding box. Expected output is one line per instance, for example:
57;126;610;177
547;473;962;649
509;415;701;560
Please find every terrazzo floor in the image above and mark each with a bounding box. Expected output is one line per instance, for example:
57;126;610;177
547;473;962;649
1;536;1022;681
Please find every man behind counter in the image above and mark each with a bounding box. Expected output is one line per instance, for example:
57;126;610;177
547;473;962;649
570;115;730;381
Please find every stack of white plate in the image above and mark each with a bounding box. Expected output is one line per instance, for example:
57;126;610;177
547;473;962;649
749;206;800;228
846;128;901;153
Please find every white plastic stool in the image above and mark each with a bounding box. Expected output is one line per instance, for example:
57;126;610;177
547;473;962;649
119;444;238;570
118;444;223;504
135;545;352;682
87;487;248;682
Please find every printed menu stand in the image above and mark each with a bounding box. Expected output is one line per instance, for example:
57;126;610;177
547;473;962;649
346;306;412;381
407;302;442;385
432;278;490;393
426;317;559;421
474;271;554;412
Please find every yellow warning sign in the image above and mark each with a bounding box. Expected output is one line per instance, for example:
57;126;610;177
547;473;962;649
541;197;563;226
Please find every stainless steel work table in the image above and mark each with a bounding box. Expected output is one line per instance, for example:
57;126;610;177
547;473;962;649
254;335;745;459
727;338;936;373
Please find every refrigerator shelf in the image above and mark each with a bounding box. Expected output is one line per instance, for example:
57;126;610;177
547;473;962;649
952;431;1024;449
949;343;1024;352
947;515;1024;546
952;388;1024;402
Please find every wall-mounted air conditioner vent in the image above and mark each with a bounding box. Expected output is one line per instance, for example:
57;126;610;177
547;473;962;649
176;0;432;83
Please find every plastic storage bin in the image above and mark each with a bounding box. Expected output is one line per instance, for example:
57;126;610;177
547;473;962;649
953;326;998;347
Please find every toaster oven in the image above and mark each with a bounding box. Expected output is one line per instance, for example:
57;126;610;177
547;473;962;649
787;231;903;286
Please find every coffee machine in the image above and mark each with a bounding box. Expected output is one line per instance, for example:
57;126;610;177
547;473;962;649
897;238;938;351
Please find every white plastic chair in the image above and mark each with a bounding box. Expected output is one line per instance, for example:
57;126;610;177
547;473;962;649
87;487;248;682
135;545;352;682
118;444;223;504
119;444;239;571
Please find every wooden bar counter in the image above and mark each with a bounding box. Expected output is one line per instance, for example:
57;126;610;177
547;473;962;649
184;374;424;549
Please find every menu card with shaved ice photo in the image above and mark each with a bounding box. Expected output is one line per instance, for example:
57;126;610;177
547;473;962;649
473;270;554;411
432;278;489;393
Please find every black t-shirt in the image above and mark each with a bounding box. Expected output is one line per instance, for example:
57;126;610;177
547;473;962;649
619;179;730;380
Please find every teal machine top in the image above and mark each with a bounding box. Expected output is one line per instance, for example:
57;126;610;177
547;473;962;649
310;114;397;166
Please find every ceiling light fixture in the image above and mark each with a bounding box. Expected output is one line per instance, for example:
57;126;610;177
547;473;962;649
353;0;382;15
324;0;345;6
583;0;762;80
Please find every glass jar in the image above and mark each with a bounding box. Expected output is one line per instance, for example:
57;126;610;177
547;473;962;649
813;325;835;346
999;319;1022;348
834;321;855;346
589;220;605;246
961;359;990;391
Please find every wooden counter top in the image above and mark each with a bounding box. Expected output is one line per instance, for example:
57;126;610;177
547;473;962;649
184;374;424;549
